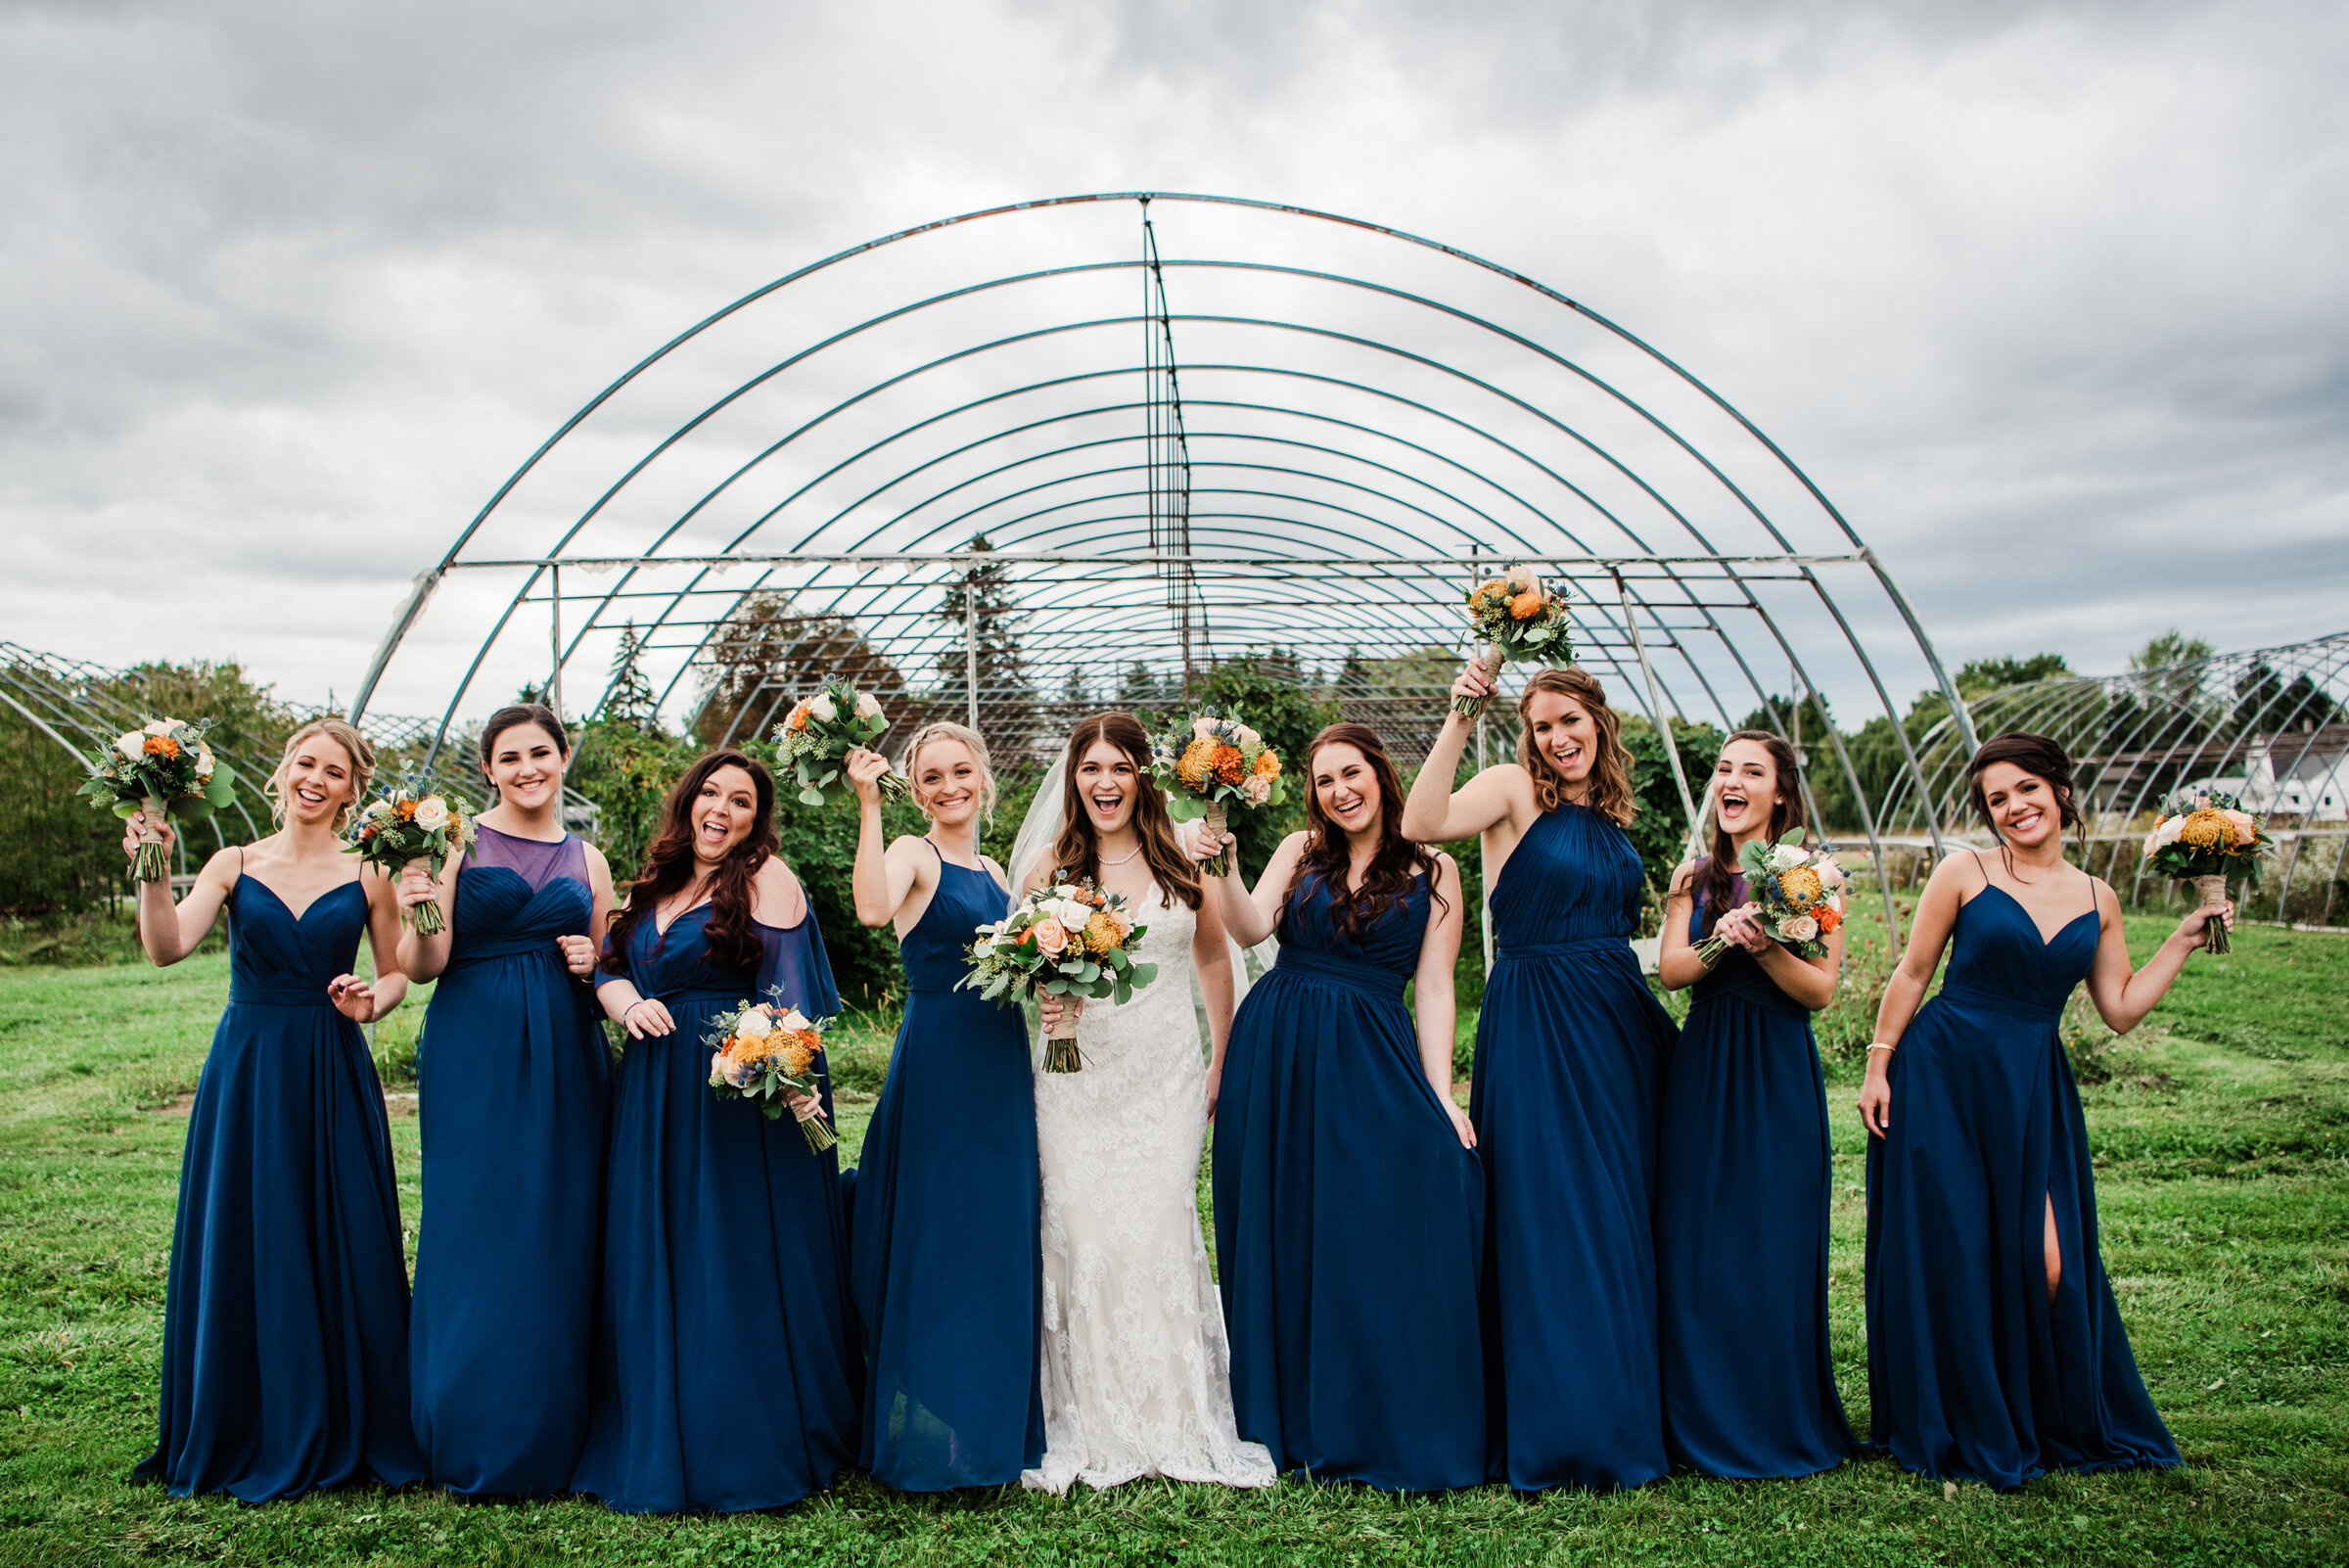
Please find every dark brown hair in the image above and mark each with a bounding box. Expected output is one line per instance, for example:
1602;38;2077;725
1693;729;1804;940
603;750;778;973
1966;731;2086;872
1516;665;1637;827
1296;722;1446;941
1047;713;1202;910
480;703;570;768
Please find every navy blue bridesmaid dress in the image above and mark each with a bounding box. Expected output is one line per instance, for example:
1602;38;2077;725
1865;859;2178;1488
1471;804;1678;1492
133;866;427;1501
570;899;861;1513
849;847;1044;1490
410;826;610;1496
1214;868;1485;1491
1654;869;1852;1478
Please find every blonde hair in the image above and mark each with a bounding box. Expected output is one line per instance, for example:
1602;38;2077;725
268;717;376;834
1515;666;1637;828
901;720;997;825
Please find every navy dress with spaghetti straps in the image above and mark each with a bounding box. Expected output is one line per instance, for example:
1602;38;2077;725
1653;866;1852;1478
848;844;1045;1491
409;826;610;1496
134;861;426;1501
1865;855;2178;1487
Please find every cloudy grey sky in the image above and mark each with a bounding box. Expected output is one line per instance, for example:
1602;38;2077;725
3;0;2344;721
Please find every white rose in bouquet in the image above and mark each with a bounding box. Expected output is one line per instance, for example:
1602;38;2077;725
1771;844;1807;871
854;690;883;719
1241;773;1272;807
195;744;215;780
115;730;148;761
1054;884;1081;900
1231;723;1263;749
414;797;450;831
144;719;174;736
808;693;838;723
736;1006;773;1038
1780;913;1819;942
1191;715;1218;739
778;1008;812;1034
1819;859;1845;888
1054;898;1094;930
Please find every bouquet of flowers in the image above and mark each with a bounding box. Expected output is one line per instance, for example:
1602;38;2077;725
345;786;476;934
81;717;239;883
706;992;838;1151
962;879;1157;1073
1455;566;1574;718
771;676;908;808
1690;830;1847;965
2142;788;2270;954
1149;711;1287;875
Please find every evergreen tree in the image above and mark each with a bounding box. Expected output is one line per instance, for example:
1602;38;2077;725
936;534;1033;746
599;621;660;727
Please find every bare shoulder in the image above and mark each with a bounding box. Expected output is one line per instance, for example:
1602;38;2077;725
980;853;1010;887
2088;873;2119;922
580;840;612;875
756;852;802;895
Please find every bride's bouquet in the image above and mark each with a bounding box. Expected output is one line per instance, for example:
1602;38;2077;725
1455;566;1573;718
771;675;908;808
1690;830;1847;966
962;879;1157;1073
2142;788;2270;954
80;717;238;882
1149;711;1287;875
707;992;838;1152
345;786;476;934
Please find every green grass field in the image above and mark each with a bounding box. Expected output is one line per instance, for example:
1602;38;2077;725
1;919;2344;1565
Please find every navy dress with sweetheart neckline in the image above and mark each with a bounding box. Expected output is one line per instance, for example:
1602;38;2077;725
1865;870;2179;1487
133;872;426;1501
409;826;610;1496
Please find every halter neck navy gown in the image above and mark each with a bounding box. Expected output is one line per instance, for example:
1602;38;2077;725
410;826;610;1496
570;897;860;1513
1213;868;1485;1491
849;848;1045;1490
1472;804;1678;1492
133;867;426;1501
1865;859;2178;1488
1654;869;1852;1478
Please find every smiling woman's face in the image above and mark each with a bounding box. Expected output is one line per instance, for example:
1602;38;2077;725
484;722;565;810
912;738;981;827
1312;741;1380;840
689;764;760;863
1977;761;2062;850
281;736;356;826
1712;738;1782;840
1526;691;1598;793
1074;738;1138;836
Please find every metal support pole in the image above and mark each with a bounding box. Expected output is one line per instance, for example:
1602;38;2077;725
964;576;980;734
1613;571;1702;850
549;563;564;722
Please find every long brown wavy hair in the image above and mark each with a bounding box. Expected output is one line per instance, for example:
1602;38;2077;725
1047;713;1202;910
1296;722;1447;941
1516;666;1637;827
1694;729;1804;940
603;750;780;973
1967;731;2087;874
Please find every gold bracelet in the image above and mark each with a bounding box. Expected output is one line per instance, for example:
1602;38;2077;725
1866;1042;1896;1053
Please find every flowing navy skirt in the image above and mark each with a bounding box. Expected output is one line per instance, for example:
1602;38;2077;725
135;995;426;1501
1655;975;1851;1477
1214;951;1485;1491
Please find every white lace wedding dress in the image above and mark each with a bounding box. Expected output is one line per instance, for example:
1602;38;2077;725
1022;883;1277;1495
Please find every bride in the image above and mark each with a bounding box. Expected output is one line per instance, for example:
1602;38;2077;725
1010;713;1276;1495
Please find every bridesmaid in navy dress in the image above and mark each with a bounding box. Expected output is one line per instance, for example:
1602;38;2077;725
1402;662;1678;1492
845;723;1045;1490
575;750;859;1512
126;718;425;1501
1654;730;1853;1478
1860;732;2220;1488
394;704;615;1497
1197;722;1485;1491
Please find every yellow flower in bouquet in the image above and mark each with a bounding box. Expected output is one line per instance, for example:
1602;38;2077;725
705;994;837;1151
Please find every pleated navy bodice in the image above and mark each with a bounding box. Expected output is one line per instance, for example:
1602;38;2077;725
448;826;592;963
1490;803;1645;953
227;874;369;1001
1940;882;2098;1018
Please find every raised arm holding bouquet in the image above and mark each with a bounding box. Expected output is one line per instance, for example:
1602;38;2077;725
2142;789;2272;954
1149;710;1287;876
345;785;475;934
82;717;238;882
963;880;1157;1073
1453;566;1573;719
772;675;908;807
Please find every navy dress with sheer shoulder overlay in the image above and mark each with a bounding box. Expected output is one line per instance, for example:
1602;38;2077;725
1654;868;1852;1478
849;846;1045;1491
1471;803;1678;1492
134;865;427;1502
570;898;861;1513
410;825;610;1497
1213;867;1485;1492
1865;856;2178;1489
